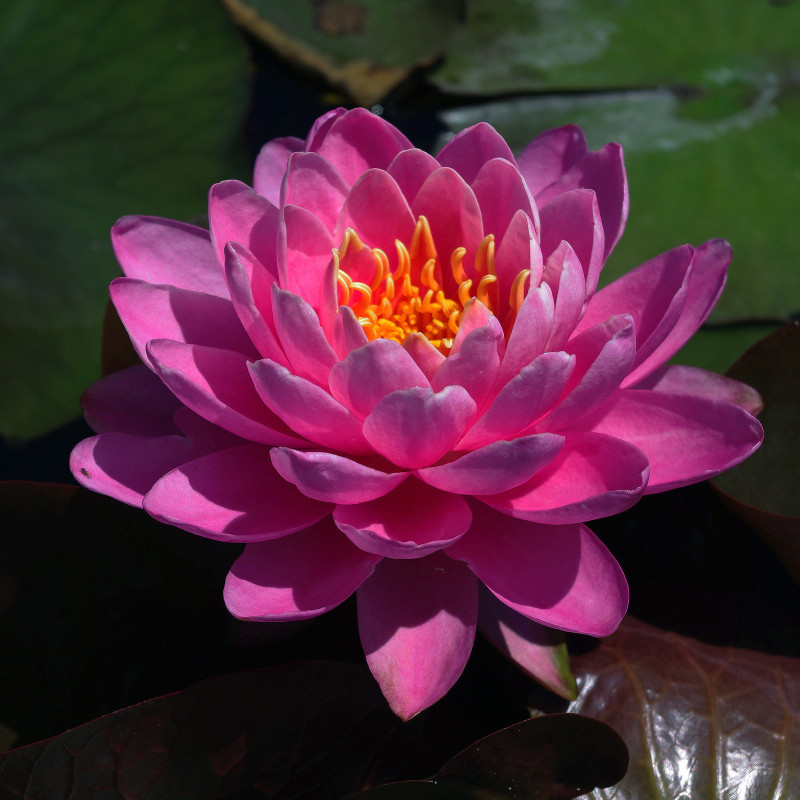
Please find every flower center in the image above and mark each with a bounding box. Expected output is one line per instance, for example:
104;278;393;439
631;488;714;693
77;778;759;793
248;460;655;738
333;216;530;354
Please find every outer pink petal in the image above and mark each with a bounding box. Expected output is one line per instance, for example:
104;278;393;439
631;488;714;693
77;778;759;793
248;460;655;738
224;520;381;621
447;503;628;636
575;389;764;493
357;552;478;719
493;210;543;319
335;169;416;256
334;478;471;559
363;386;477;469
111;216;228;298
81;365;181;436
431;316;504;409
417;433;564;495
110;278;256;366
280;151;349;234
143;444;332;541
538;189;604;302
412;168;484;283
436;122;516;184
387;148;440;204
208;180;279;269
478;432;649;524
462;351;575;451
328;338;430;419
270;447;408;504
516;125;588;198
472;158;539;241
271;286;338;386
304;108;347;150
248;358;369;454
633;364;763;415
478;588;577;699
543;241;585;351
253;136;304;204
315;107;413;185
147;339;303;446
623;239;732;385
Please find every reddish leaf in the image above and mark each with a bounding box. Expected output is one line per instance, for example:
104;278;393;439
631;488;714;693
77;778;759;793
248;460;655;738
569;617;800;800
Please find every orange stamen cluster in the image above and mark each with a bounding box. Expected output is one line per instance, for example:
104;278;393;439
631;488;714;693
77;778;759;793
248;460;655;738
333;216;530;354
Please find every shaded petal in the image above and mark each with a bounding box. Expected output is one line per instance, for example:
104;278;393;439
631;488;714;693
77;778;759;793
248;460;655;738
575;389;764;493
335;478;471;559
332;304;369;359
253;136;304;204
436;122;516;184
402;333;445;381
249;359;368;453
271;447;408;504
110;278;256;366
147;340;303;446
144;444;332;541
224;520;381;620
304;107;347;150
516;124;588;198
543;241;585;351
449;298;493;354
387;148;440;203
329;339;430;418
280;151;349;234
478;432;649;524
493;210;543;319
363;386;477;469
478;588;577;699
472;157;539;241
315;107;412;185
81;365;181;436
633;364;763;415
358;552;478;720
111;216;228;298
447;503;628;636
417;433;564;495
461;351;574;451
208;180;279;269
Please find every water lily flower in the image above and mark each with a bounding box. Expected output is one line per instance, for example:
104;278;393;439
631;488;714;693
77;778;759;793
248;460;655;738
71;108;763;719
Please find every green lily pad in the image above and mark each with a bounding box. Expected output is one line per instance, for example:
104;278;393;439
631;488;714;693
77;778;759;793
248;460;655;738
0;0;247;440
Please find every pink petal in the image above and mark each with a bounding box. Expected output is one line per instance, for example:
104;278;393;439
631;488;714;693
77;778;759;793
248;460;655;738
335;169;416;257
478;431;649;524
328;338;430;418
460;352;575;450
538;189;604;301
412;168;484;283
270;447;408;504
315;107;413;185
332;305;369;359
471;157;539;241
543;241;586;351
224;243;289;367
575;389;764;493
363;386;477;469
271;287;338;386
387;148;440;203
357;552;478;719
81;365;181;436
402;333;445;381
208;180;279;268
417;433;564;495
478;588;577;699
111;216;228;298
334;478;471;559
144;444;332;541
436;122;516;184
304;107;347;150
493;210;543;318
574;244;694;373
624;239;732;385
110;278;256;366
447;503;628;636
538;314;636;431
248;358;369;454
633;364;763;415
449;298;493;355
253;136;304;204
223;520;381;620
279;151;349;234
516;125;588;198
147;339;303;446
277;204;335;312
431;316;504;409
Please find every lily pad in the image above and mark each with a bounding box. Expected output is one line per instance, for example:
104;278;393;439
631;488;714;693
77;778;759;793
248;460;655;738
569;616;800;800
0;0;248;440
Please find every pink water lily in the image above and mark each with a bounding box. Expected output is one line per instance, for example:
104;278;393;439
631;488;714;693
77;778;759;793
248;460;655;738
71;108;763;719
